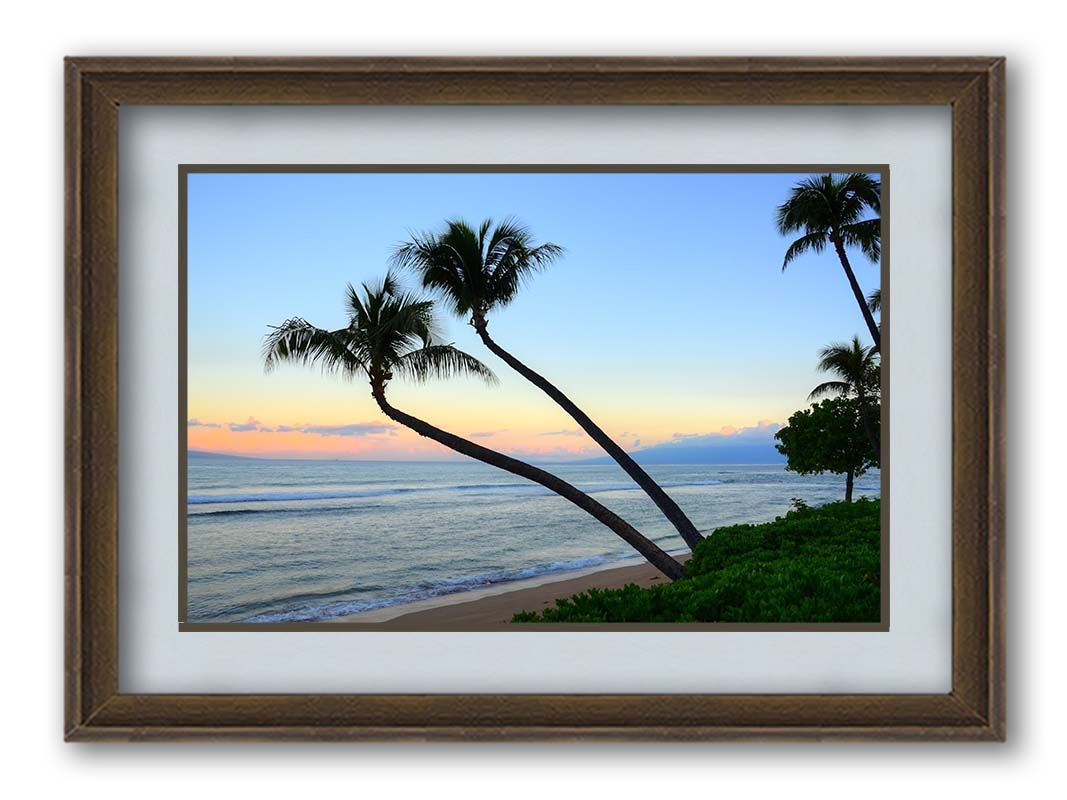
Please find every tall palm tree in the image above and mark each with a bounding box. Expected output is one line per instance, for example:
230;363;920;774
777;173;882;349
809;335;881;461
393;218;706;551
263;273;686;581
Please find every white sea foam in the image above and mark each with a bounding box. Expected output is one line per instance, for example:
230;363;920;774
242;554;620;623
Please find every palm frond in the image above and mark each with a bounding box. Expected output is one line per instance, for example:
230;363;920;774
840;218;881;263
392;236;471;316
812;335;880;399
393;217;562;318
808;380;851;400
394;344;498;385
841;172;881;215
262;318;366;379
867;287;882;314
381;293;440;349
777;173;880;236
781;231;829;270
489;240;564;304
776;186;831;235
484;216;527;260
267;273;499;400
345;282;370;322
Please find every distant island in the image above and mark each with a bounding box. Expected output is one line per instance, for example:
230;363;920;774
577;426;786;465
576;444;785;465
188;449;259;460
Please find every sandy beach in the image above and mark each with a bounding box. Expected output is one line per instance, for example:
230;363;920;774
332;555;688;626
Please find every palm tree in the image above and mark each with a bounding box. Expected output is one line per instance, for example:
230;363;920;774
777;173;882;349
809;335;881;461
867;288;882;341
867;287;881;315
263;273;686;581
393;218;706;551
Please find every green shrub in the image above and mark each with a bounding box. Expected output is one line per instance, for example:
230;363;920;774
512;499;881;623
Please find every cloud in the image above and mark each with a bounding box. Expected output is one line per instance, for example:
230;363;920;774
670;422;780;442
631;438;641;449
211;418;398;437
283;422;397;437
228;417;262;433
664;420;783;448
539;429;585;437
470;429;508;439
507;443;602;461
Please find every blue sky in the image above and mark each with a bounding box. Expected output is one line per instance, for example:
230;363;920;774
186;170;881;460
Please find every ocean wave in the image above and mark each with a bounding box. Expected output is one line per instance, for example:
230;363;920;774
241;554;623;623
188;503;388;519
187;479;724;507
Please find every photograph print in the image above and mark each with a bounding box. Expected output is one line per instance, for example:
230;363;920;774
181;167;885;629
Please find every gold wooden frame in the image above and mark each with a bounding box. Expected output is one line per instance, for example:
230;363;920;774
65;57;1005;741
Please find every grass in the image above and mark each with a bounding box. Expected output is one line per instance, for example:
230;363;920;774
512;498;881;623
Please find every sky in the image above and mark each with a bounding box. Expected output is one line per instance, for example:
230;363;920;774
186;170;881;461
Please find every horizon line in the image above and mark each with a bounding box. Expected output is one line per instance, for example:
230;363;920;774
187;448;785;466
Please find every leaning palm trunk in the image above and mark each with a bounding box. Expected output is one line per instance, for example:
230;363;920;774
831;235;881;349
373;391;687;581
473;322;705;551
856;389;881;463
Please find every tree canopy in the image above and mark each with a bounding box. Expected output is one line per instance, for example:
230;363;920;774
262;272;497;394
809;335;880;402
774;397;879;480
391;217;563;322
775;173;881;271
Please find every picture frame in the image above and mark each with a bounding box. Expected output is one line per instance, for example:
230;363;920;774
65;56;1005;741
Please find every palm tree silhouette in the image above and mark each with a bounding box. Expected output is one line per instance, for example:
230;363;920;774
263;273;686;581
777;174;882;349
809;335;881;461
393;217;705;551
867;287;881;315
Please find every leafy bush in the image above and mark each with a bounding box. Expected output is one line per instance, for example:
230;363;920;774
512;499;881;623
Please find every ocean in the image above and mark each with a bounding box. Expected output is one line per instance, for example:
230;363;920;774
186;455;880;623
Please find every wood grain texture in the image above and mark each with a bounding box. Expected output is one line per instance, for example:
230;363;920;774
947;60;1007;740
63;56;1006;742
67;56;986;106
77;693;991;742
65;62;121;737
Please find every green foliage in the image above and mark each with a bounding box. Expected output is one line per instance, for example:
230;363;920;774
774;397;879;478
513;499;881;623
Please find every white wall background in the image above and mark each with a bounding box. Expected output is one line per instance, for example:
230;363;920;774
2;1;1053;797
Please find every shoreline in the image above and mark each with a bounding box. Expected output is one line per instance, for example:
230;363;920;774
331;553;689;625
